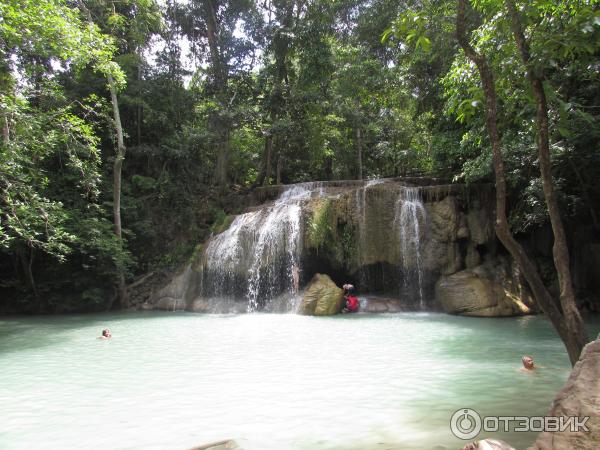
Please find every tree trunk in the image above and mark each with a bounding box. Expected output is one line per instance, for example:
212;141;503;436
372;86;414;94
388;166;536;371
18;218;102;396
215;129;230;190
137;53;142;146
505;0;587;358
2;115;8;145
276;154;283;185
204;0;230;189
18;246;39;304
258;0;294;188
356;127;363;180
456;0;583;365
1;75;11;145
253;133;271;188
324;154;333;180
108;74;128;309
265;134;273;185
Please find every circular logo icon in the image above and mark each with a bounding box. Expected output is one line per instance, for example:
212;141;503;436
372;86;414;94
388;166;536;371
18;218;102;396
450;408;482;440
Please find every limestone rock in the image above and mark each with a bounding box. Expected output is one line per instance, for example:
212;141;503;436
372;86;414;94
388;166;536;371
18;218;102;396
361;297;409;313
148;180;501;312
461;439;515;450
126;271;172;307
147;266;194;310
189;439;243;450
465;245;482;269
297;273;344;316
529;338;600;450
155;297;185;311
435;259;533;317
442;243;463;275
190;297;210;312
467;208;493;246
457;213;470;240
428;196;459;243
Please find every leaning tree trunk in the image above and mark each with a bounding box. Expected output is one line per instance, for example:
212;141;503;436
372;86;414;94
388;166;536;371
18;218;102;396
505;0;587;358
456;0;583;365
108;74;128;310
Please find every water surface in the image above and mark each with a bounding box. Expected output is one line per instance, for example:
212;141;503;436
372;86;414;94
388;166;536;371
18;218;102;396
1;312;597;450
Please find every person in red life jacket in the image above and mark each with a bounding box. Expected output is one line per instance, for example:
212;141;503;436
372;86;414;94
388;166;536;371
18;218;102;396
342;283;360;313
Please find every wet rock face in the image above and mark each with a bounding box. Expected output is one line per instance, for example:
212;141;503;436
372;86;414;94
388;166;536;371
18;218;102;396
529;338;600;450
139;179;514;313
299;181;496;306
297;273;344;316
435;257;534;317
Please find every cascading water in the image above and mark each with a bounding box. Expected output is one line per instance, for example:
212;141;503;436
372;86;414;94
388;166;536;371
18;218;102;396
200;184;312;312
246;187;308;312
200;179;428;312
394;186;427;309
355;179;386;287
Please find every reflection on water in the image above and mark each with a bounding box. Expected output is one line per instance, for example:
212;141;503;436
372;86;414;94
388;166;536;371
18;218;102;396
0;312;598;450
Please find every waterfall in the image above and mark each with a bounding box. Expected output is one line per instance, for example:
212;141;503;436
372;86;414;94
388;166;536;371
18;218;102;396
199;179;428;312
394;187;427;309
201;184;312;312
355;179;386;286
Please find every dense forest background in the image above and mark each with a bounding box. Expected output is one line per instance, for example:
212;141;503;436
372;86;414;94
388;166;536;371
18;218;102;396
1;0;599;313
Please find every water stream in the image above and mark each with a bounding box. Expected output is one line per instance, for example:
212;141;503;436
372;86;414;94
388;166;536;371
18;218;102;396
394;187;427;309
201;184;312;312
354;179;386;288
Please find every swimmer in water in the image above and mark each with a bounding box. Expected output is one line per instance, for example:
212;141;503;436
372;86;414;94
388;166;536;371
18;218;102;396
99;329;112;340
521;355;534;370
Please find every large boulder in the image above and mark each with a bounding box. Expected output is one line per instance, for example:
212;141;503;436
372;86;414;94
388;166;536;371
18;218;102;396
529;337;600;450
435;259;534;317
144;266;195;310
297;273;344;316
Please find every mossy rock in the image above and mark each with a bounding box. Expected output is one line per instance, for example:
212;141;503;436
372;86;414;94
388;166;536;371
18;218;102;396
189;243;204;270
210;209;235;235
298;273;344;316
307;198;334;249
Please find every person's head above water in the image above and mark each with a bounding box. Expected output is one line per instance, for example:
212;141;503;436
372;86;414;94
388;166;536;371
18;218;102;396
343;283;354;292
101;329;111;338
522;355;534;370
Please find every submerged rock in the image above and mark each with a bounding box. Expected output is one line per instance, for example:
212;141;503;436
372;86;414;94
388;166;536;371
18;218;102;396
361;297;410;313
155;297;185;311
188;439;243;450
297;273;344;316
529;338;600;450
461;439;515;450
435;258;534;317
